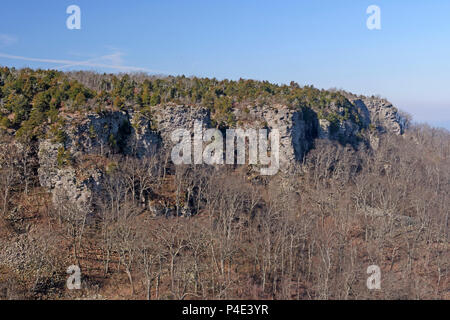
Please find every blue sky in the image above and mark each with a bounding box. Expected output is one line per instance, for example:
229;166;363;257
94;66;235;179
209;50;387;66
0;0;449;129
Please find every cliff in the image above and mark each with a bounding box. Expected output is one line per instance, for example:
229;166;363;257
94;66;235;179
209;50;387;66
34;96;405;208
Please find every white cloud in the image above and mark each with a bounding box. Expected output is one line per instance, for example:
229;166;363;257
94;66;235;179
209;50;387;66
55;51;126;70
0;52;162;73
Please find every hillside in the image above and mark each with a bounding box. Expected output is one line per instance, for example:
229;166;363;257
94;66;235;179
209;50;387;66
0;67;448;300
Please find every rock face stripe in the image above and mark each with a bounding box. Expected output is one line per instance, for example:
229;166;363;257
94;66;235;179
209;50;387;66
37;101;405;207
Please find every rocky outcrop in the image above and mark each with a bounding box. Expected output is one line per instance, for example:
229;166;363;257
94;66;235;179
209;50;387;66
37;105;211;207
36;97;405;208
38;140;102;207
233;104;313;170
152;104;212;145
61;111;160;158
127;110;161;157
345;94;405;135
37;110;154;208
37;140;62;190
317;118;361;141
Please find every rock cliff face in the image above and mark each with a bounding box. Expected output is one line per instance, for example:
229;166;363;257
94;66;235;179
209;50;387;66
233;104;313;170
345;94;404;135
317;118;361;141
38;110;154;207
36;97;405;207
38;139;102;207
152;104;212;144
60;110;160;158
37;105;212;207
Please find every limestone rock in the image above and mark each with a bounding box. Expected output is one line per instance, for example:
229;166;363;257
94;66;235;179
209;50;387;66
36;98;406;209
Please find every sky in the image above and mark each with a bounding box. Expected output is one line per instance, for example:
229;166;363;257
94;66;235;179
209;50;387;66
0;0;449;129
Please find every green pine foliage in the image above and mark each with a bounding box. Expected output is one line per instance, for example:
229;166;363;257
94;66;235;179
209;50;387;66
0;67;94;141
0;66;366;139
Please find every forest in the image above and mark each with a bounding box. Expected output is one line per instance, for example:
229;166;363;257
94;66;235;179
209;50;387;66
0;67;448;300
0;67;361;140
